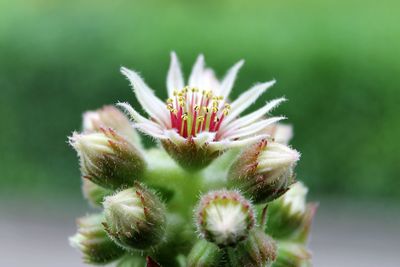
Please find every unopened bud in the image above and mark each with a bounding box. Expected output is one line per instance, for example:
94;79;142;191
69;128;146;190
187;240;222;267
273;242;311;267
228;140;300;203
265;123;293;145
81;178;112;207
69;213;124;264
83;105;141;146
103;184;166;250
266;182;317;241
225;229;276;267
195;190;255;247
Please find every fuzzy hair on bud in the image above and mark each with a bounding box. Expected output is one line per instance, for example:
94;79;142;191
195;189;256;247
69;214;124;264
69;127;146;190
103;183;166;250
228;140;300;204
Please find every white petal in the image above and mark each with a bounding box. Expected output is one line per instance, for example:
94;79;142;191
221;80;276;127
163;129;186;145
117;102;159;126
200;68;220;92
192;132;216;146
219;60;244;100
167;52;184;98
220;97;286;133
208;134;268;152
223;116;285;140
135;123;166;139
188;54;205;88
120;67;170;127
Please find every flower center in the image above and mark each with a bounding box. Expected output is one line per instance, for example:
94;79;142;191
166;87;230;138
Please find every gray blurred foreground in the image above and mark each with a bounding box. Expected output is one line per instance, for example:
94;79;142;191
0;197;399;267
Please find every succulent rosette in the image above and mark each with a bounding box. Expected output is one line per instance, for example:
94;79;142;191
68;53;317;267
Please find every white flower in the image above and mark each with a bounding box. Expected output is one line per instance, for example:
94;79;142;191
118;52;286;169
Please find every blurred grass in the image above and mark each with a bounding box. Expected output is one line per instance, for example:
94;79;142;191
0;0;399;200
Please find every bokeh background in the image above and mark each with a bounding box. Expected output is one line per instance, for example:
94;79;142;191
1;0;399;266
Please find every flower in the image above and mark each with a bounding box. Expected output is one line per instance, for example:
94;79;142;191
69;213;124;264
69;127;146;189
195;190;255;247
82;105;142;147
228;140;300;203
102;183;167;250
118;52;286;170
266;182;318;241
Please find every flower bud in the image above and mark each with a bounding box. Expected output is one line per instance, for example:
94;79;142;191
69;128;146;190
266;182;317;241
195;190;256;247
81;178;112;207
83;105;142;147
225;229;276;267
264;123;293;145
103;184;167;250
187;240;223;267
69;213;124;264
272;242;311;267
228;140;300;204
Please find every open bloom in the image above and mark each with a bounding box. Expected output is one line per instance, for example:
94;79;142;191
118;53;286;170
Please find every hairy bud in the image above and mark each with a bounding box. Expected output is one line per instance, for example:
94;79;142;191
83;105;141;146
69;214;124;264
187;240;222;267
195;190;255;247
69;128;145;189
266;182;318;241
272;242;311;267
225;229;276;267
103;184;166;250
228;140;300;203
81;179;112;207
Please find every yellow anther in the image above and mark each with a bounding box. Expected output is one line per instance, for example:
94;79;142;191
218;96;224;100
173;89;179;96
224;103;231;109
214;117;220;122
223;109;229;116
203;107;209;113
167;98;173;104
181;113;188;120
197;116;205;122
212;107;218;113
194;105;200;112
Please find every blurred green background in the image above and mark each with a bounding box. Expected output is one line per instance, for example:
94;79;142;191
1;0;399;202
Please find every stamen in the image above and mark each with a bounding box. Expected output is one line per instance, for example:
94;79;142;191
166;87;231;139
